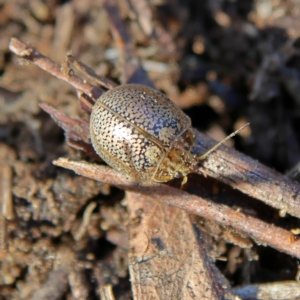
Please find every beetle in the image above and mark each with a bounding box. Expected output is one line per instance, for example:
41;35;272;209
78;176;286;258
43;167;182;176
90;84;247;183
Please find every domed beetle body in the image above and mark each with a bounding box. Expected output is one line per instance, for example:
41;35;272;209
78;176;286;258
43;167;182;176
90;84;247;182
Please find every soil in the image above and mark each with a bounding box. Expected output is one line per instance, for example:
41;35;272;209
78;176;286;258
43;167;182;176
1;1;300;299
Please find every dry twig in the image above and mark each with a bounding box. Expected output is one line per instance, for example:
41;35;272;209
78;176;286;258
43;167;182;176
232;281;300;299
0;144;15;259
53;159;300;259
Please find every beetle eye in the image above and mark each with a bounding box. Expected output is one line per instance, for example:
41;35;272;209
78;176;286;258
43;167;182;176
174;172;182;178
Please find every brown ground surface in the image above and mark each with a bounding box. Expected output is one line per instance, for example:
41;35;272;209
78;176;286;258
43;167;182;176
1;0;300;299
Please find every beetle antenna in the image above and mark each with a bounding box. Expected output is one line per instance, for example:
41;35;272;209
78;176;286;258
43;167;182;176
198;123;250;160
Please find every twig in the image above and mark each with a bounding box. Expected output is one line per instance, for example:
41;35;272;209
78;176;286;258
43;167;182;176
66;53;118;90
39;103;98;158
8;38;103;101
104;0;155;87
232;281;300;299
194;133;300;218
53;158;300;259
0;162;13;259
99;284;116;300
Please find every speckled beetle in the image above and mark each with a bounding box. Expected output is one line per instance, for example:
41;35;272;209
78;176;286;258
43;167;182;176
90;84;247;183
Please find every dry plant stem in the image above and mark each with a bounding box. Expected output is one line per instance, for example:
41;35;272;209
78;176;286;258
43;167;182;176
104;0;134;59
9;37;300;219
99;284;116;300
1;164;13;220
0;214;6;257
232;281;300;299
195;134;300;219
8;38;103;101
0;164;13;257
128;0;153;36
39;103;98;158
104;0;155;87
53;158;300;259
66;54;118;90
40;104;90;143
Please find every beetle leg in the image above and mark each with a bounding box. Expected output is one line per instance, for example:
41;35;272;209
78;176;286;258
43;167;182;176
181;176;188;187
